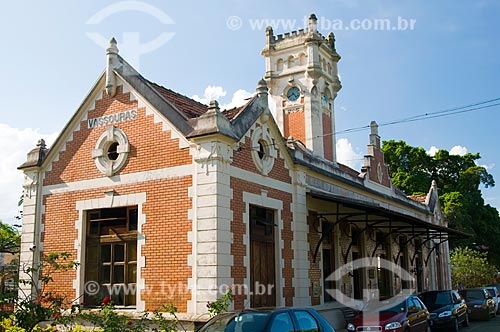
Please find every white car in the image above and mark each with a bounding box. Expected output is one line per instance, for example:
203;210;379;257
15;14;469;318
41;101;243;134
485;286;500;314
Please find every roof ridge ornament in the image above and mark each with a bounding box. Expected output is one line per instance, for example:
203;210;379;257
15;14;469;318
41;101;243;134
106;37;119;97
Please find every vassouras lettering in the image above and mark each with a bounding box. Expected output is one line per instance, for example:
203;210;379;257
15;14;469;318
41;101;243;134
87;109;138;129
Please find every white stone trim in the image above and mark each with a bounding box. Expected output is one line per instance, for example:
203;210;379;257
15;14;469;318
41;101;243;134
230;166;292;193
42;165;191;195
242;191;285;307
74;192;147;311
188;141;234;314
291;171;311;306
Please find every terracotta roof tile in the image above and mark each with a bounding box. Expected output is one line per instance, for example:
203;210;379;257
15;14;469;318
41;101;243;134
222;104;248;121
337;162;361;177
147;81;208;119
408;194;427;204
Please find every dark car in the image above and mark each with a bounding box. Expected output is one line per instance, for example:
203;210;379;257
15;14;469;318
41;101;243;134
347;295;430;332
419;290;468;331
197;307;335;332
459;288;496;321
484;286;500;314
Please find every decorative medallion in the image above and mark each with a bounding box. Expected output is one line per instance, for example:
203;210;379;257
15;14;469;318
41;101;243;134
251;124;277;176
92;126;130;176
377;162;383;184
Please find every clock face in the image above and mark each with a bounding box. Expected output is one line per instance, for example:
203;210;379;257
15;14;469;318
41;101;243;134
287;87;300;101
322;94;328;106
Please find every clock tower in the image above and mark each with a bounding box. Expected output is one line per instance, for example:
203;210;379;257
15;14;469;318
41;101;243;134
262;14;341;162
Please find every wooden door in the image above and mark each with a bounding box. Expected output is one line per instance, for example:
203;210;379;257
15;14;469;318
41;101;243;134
352;252;363;300
250;206;276;307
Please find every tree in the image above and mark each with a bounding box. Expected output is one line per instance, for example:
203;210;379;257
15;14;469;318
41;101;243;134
0;221;20;317
382;140;500;267
0;221;21;255
450;247;497;288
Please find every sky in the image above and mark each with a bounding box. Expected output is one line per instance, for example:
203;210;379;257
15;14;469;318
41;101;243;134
0;0;499;224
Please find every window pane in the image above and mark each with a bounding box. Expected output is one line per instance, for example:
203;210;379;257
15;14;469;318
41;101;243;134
85;264;98;283
126;292;136;306
87;245;99;262
89;222;99;235
101;245;111;262
128;264;137;282
100;265;111;283
127;243;137;261
115;244;125;262
270;313;294;332
113;265;125;283
111;285;125;306
294;311;319;332
129;208;138;230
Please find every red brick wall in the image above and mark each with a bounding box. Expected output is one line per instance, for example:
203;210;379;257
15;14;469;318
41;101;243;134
322;113;333;162
41;85;193;312
367;149;391;187
283;110;306;145
230;132;294;308
231;128;292;184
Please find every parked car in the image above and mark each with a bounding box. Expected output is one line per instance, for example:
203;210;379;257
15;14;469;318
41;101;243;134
347;295;430;332
459;288;496;320
484;286;500;314
197;307;336;332
419;290;468;331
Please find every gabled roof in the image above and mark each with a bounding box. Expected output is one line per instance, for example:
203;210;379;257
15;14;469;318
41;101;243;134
112;54;267;141
147;81;208;119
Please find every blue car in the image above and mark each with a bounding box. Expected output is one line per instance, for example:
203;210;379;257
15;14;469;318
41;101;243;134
197;307;335;332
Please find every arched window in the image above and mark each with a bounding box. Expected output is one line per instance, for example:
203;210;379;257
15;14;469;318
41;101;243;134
298;53;306;66
276;58;284;71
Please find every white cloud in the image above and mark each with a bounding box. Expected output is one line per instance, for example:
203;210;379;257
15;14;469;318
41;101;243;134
191;85;227;105
450;145;468;156
427;146;439;156
336;138;363;170
192;85;254;111
428;145;468;157
0;124;58;224
480;163;495;170
222;89;254;110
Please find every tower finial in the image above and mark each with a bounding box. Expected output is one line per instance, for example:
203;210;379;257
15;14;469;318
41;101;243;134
308;14;318;33
369;121;380;148
370;121;378;135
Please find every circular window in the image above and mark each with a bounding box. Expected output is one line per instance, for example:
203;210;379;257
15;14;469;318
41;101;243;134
92;127;130;176
107;142;119;161
257;140;266;160
251;126;276;175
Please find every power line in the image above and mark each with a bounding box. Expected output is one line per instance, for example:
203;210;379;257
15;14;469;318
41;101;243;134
242;96;500;154
333;97;500;138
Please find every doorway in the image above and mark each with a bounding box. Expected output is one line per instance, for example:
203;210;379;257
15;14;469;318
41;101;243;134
250;206;276;307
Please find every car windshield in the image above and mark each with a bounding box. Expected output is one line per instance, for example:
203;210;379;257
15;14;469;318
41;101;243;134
463;290;484;301
486;289;496;297
420;292;452;308
364;299;406;313
199;312;270;332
